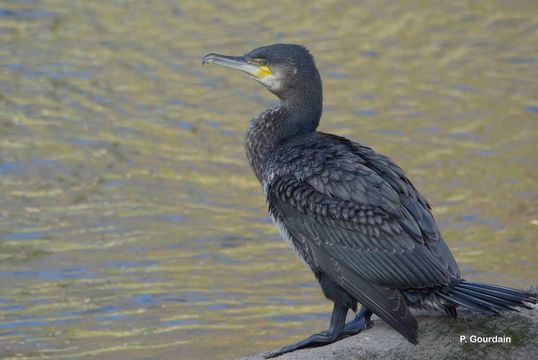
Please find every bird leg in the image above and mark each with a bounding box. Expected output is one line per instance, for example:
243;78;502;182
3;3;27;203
340;305;372;336
265;303;372;358
264;302;347;358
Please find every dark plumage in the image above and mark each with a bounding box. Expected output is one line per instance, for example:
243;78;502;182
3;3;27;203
202;44;535;358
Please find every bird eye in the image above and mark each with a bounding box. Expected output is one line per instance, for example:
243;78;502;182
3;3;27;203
255;58;268;66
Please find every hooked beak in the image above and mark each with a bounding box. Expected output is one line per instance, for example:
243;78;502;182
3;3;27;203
202;53;272;79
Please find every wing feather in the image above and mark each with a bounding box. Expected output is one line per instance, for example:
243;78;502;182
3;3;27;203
266;133;460;290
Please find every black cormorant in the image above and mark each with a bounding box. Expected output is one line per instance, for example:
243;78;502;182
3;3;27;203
202;44;535;358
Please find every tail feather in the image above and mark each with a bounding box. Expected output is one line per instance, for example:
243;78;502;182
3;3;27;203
457;282;535;307
439;291;499;316
451;289;505;313
443;280;536;314
452;286;521;310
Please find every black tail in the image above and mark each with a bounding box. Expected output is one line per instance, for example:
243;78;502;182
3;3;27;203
439;281;536;315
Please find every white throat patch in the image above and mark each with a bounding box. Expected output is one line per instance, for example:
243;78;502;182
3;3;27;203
258;74;280;92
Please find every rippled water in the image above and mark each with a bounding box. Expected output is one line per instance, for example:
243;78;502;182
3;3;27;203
1;1;537;359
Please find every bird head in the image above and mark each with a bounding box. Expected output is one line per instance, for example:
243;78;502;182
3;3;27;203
202;44;320;100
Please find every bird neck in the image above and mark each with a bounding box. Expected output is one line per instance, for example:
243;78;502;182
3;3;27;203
280;86;323;138
245;85;323;185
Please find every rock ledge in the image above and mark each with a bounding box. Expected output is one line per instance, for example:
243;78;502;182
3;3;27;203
238;289;537;360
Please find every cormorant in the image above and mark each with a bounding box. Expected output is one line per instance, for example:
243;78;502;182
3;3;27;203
202;44;535;358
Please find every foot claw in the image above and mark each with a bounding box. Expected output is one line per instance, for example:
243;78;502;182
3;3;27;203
265;306;373;357
263;351;281;359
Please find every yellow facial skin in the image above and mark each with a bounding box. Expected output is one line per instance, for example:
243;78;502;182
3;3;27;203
255;65;272;78
248;59;272;78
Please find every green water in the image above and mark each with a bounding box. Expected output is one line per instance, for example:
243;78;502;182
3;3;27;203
0;1;537;359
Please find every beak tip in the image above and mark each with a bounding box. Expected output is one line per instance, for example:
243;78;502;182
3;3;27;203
202;53;215;66
200;53;255;75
